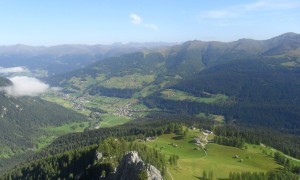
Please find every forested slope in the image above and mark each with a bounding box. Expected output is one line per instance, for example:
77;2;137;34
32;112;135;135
0;76;88;172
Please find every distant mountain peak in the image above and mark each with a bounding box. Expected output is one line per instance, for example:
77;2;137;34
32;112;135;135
281;32;299;36
270;32;300;40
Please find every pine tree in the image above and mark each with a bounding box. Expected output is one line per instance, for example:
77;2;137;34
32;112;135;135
203;170;208;180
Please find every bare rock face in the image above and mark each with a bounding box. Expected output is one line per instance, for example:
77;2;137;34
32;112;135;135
145;164;163;180
114;151;163;180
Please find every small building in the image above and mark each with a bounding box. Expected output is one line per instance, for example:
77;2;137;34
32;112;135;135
204;130;213;134
146;136;155;141
190;126;197;130
194;137;202;144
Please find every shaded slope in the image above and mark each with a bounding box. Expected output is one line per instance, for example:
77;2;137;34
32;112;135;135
169;60;300;131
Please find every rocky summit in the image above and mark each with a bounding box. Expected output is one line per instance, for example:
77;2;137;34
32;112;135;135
115;151;163;180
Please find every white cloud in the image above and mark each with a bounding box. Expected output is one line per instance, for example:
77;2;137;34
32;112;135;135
130;13;142;24
0;76;49;97
0;66;29;74
129;13;159;31
144;24;159;31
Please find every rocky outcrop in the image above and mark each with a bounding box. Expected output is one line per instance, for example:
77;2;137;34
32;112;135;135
114;151;163;180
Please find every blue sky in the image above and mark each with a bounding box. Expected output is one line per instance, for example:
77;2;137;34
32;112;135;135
0;0;299;45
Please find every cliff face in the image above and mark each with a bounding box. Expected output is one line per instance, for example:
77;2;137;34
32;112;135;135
114;151;163;180
77;151;163;180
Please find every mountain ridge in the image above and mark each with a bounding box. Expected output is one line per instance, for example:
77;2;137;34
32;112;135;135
45;32;300;134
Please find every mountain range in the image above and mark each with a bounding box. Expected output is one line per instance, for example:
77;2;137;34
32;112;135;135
0;42;176;76
45;32;300;132
1;32;300;178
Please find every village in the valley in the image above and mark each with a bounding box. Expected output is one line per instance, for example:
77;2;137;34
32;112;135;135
49;91;148;119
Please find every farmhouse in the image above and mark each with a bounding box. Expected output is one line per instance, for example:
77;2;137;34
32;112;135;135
146;136;156;141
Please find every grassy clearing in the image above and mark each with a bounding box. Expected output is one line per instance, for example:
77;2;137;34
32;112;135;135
36;135;56;149
67;74;105;92
0;146;14;158
161;89;228;104
85;96;136;112
101;74;155;89
177;144;281;179
146;133;206;159
46;122;89;134
144;129;282;180
43;95;73;109
135;85;161;97
197;113;225;123
99;114;132;128
36;122;90;149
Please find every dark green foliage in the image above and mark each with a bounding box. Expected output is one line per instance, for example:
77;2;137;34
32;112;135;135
0;121;191;178
214;136;245;149
0;90;88;173
80;162;115;179
89;85;138;98
2;137;166;180
2;119;300;179
97;137;166;174
0;95;87;148
274;152;300;174
202;170;208;180
168;154;179;167
137;169;148;180
2;145;97;180
202;170;214;180
214;125;300;159
153;60;300;133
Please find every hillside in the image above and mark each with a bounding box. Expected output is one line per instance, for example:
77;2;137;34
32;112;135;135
0;76;89;172
45;33;300;133
48;33;300;86
0;77;12;86
2;122;300;179
149;60;300;131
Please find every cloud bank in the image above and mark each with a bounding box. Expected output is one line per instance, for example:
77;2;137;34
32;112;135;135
0;76;49;97
0;66;29;74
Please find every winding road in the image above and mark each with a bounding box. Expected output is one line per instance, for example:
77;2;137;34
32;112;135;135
167;168;174;180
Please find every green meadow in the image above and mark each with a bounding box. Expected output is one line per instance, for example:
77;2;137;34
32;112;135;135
144;129;282;180
99;114;132;128
36;122;90;149
161;89;229;104
101;74;155;89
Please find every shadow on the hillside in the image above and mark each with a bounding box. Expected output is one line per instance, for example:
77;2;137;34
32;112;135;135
172;135;184;140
